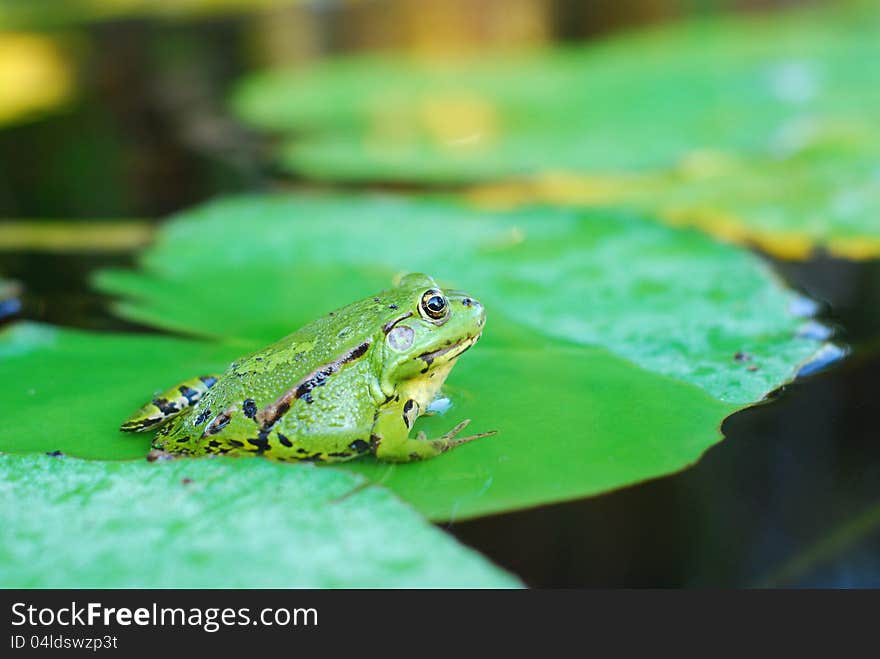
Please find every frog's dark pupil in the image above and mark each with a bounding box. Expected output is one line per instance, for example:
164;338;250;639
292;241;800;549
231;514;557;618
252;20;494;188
426;296;446;315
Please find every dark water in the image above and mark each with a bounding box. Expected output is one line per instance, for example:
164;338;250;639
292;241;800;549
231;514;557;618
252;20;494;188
2;4;877;588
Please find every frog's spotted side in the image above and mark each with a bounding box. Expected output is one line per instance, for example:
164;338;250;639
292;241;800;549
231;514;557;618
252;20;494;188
121;273;495;463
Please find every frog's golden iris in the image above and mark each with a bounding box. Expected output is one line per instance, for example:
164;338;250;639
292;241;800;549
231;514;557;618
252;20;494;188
121;273;495;463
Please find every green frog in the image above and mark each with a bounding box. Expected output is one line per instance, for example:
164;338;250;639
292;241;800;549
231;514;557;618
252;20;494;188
121;273;495;463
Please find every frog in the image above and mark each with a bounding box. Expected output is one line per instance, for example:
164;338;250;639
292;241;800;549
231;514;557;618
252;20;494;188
120;273;495;463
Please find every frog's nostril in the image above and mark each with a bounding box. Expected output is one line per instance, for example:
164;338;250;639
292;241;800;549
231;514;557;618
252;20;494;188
462;298;473;307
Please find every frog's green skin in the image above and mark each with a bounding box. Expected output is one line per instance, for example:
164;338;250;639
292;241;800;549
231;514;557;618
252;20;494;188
121;273;494;463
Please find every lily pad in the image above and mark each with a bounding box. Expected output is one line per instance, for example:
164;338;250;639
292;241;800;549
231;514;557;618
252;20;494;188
0;193;821;520
0;318;737;521
232;3;880;258
0;322;236;460
0;451;518;587
470;146;880;261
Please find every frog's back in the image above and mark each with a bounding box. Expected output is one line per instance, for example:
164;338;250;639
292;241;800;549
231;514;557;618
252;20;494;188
154;296;386;461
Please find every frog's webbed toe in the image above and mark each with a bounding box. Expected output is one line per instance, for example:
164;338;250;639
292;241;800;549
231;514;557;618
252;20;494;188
416;419;497;448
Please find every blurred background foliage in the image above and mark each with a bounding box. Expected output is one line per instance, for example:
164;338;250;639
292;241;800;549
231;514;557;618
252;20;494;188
230;2;880;259
1;0;879;587
0;0;840;219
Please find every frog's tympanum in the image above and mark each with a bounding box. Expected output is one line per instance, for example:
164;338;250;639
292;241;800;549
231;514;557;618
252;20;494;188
121;274;495;463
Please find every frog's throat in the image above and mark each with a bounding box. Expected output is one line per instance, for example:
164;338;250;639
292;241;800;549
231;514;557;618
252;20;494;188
416;332;481;373
378;332;481;400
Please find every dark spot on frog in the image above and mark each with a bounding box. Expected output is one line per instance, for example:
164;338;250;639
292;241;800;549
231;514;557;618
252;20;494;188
278;433;293;447
199;375;218;388
247;434;271;454
734;351;753;362
296;447;309;454
202;408;233;436
748;364;760;372
255;357;263;362
176;435;191;443
227;439;244;448
402;399;416;428
300;454;324;462
329;311;335;316
370;434;382;451
46;450;64;457
194;408;211;425
350;439;370;453
373;297;380;302
328;451;352;458
181;478;193;485
242;398;257;418
178;385;201;404
152;397;180;415
208;439;222;448
409;453;422;461
388;304;398;309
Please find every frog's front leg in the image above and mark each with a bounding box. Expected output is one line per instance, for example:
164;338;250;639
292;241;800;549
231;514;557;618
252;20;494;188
370;397;495;463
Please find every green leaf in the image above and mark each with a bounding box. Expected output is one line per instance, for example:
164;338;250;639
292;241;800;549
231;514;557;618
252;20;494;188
0;323;237;460
0;452;518;587
232;3;880;258
0;193;821;520
470;145;880;261
0;320;737;521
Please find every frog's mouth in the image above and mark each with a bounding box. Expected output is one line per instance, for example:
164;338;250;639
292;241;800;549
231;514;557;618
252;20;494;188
416;332;481;371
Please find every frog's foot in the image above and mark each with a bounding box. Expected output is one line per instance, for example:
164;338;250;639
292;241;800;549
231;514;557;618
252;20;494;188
121;374;219;432
374;418;497;462
415;419;497;448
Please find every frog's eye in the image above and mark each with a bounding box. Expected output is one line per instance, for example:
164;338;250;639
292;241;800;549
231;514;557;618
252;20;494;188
420;290;448;321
